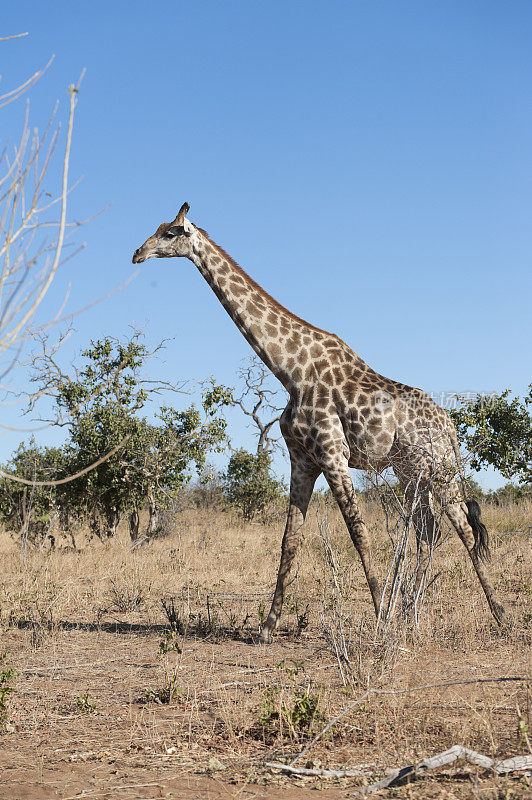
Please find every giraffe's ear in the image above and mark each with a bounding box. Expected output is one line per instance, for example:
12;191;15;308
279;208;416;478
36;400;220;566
174;202;190;226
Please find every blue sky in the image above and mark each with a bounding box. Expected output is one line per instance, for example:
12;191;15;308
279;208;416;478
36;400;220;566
1;1;531;488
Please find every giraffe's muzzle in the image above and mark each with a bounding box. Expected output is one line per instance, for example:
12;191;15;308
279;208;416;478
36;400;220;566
132;249;146;264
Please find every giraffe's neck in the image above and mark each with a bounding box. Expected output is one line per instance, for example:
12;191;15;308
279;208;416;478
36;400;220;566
189;229;328;392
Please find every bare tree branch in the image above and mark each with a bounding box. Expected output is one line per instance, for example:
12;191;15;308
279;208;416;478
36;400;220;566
0;33;28;43
0;54;54;108
0;434;131;486
268;746;532;791
0;75;81;354
0;44;89;407
232;355;286;454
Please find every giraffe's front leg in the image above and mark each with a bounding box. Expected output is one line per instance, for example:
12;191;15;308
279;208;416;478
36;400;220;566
261;454;320;643
322;458;382;619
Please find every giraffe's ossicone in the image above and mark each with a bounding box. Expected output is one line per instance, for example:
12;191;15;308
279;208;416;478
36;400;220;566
132;203;506;641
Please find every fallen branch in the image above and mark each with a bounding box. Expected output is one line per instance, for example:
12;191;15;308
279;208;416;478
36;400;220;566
20;658;120;674
61;784;162;800
290;675;532;766
199;681;254;693
354;746;532;796
266;762;373;778
267;746;532;793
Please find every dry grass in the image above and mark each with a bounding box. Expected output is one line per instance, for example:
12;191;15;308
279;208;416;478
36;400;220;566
0;498;531;799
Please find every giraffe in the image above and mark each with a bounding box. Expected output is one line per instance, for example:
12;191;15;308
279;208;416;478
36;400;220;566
132;203;506;641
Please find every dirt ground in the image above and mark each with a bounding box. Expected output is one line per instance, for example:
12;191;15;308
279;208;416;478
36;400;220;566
1;502;531;799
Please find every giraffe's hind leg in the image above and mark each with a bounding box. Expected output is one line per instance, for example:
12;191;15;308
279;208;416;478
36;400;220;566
445;499;506;625
261;452;320;643
405;484;437;596
322;459;382;618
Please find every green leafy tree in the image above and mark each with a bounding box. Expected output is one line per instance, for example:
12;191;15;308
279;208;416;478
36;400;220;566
450;386;532;486
123;390;231;538
0;440;69;545
29;333;231;538
50;335;152;537
224;449;285;521
486;482;532;506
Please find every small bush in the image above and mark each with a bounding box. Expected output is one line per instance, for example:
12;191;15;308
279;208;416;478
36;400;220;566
224;449;285;521
160;597;185;633
158;630;182;656
142;671;182;705
258;659;325;740
260;686;324;739
0;655;17;725
189;468;227;512
108;573;148;612
74;691;97;714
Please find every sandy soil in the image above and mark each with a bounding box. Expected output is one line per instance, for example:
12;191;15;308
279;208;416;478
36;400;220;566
1;504;531;799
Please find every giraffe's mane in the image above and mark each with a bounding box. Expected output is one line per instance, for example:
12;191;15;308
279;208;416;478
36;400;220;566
196;227;334;338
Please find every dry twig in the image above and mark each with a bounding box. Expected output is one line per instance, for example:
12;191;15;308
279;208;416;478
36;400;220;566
266;762;373;778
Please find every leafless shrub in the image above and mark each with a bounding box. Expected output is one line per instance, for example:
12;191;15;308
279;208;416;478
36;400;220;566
160;597;185;633
107;570;149;612
319;448;462;684
370;468;449;636
317;505;359;687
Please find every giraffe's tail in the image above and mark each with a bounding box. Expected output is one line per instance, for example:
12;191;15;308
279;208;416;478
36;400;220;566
450;429;491;563
465;499;491;563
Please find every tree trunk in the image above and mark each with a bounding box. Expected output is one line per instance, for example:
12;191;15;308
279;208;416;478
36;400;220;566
146;488;160;538
104;507;119;538
89;513;102;540
129;508;140;541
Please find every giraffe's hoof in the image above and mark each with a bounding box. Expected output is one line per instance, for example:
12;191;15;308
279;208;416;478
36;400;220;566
259;619;278;643
490;601;507;627
259;626;274;644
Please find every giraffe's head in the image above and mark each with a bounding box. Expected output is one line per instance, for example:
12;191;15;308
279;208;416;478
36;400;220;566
132;202;197;263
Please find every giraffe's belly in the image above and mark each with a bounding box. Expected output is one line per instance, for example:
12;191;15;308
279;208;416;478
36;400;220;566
281;401;395;469
345;423;396;470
